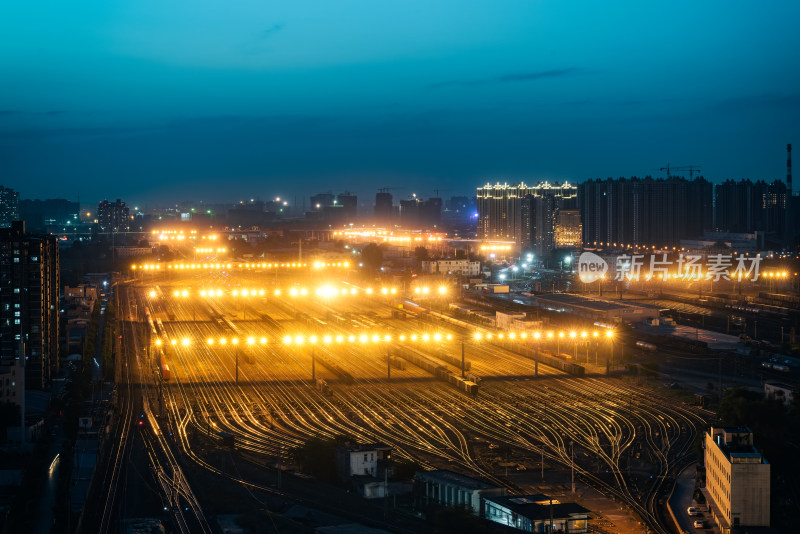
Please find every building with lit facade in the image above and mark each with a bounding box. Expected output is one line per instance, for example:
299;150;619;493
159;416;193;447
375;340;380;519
477;181;578;255
554;209;583;249
579;176;712;248
484;494;589;533
0;185;19;228
97;198;131;233
0;221;60;391
703;427;770;533
420;259;481;277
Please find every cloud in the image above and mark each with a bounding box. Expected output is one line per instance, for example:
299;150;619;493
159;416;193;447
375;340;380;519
0;109;66;117
427;68;580;89
238;24;284;55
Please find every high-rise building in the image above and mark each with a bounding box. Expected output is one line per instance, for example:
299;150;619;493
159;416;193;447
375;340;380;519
336;192;358;221
478;182;577;254
374;192;394;224
714;179;787;238
477;183;529;243
0;221;60;390
0;185;20;228
97;198;130;233
704;427;770;532
580;176;712;248
399;196;442;228
555;209;583;249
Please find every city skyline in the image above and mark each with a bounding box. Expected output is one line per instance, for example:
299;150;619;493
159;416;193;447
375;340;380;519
2;1;799;203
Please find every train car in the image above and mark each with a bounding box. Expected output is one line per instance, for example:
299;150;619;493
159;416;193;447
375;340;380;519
466;372;482;385
437;350;471;371
387;356;406;370
636;341;657;352
160;354;171;381
462;381;479;396
316;378;332;396
315;353;354;384
563;363;585;377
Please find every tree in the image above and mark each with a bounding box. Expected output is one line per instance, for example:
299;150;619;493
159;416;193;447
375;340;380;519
361;243;384;272
414;246;429;261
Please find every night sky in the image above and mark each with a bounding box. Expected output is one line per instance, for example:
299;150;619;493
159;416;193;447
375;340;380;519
2;1;799;207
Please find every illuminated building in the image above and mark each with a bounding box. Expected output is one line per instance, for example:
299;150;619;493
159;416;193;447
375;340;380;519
555;209;583;248
420;259;480;276
0;221;60;391
703;427;770;533
476;182;530;243
484;495;589;533
0;185;19;228
97;198;130;233
478;181;577;253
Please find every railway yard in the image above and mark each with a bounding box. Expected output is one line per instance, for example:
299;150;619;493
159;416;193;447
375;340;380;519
103;264;716;533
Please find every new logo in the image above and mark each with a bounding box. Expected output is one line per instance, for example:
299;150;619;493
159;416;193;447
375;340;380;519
578;252;608;283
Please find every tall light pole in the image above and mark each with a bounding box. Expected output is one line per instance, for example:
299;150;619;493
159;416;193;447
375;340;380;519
232;338;240;385
570;440;575;494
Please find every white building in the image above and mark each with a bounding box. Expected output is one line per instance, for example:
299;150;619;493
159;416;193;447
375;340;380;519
703;427;770;533
337;443;392;479
421;259;481;277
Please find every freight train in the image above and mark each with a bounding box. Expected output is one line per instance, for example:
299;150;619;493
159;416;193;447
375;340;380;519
395;348;479;395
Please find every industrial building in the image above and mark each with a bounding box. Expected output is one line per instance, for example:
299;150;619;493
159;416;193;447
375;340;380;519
532;293;657;323
484;494;590;533
420;259;480;277
414;470;506;516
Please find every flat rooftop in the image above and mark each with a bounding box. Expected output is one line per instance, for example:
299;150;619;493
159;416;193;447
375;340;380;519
415;469;499;491
535;293;659;312
485;494;590;520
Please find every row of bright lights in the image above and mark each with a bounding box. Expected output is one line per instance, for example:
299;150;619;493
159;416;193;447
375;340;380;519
473;330;613;341
155;285;446;298
580;271;794;282
195;247;227;253
133;261;350;270
155;330;614;347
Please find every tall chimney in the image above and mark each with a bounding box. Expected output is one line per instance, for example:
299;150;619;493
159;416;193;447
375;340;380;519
787;144;793;246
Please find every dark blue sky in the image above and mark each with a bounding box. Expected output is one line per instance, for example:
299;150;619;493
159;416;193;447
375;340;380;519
2;1;799;207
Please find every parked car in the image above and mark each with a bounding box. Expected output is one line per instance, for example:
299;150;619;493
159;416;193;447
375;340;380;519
687;506;698;516
693;519;705;528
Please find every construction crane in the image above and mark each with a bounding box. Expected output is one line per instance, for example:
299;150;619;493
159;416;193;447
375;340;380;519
660;164;702;179
377;187;400;193
432;188;449;197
